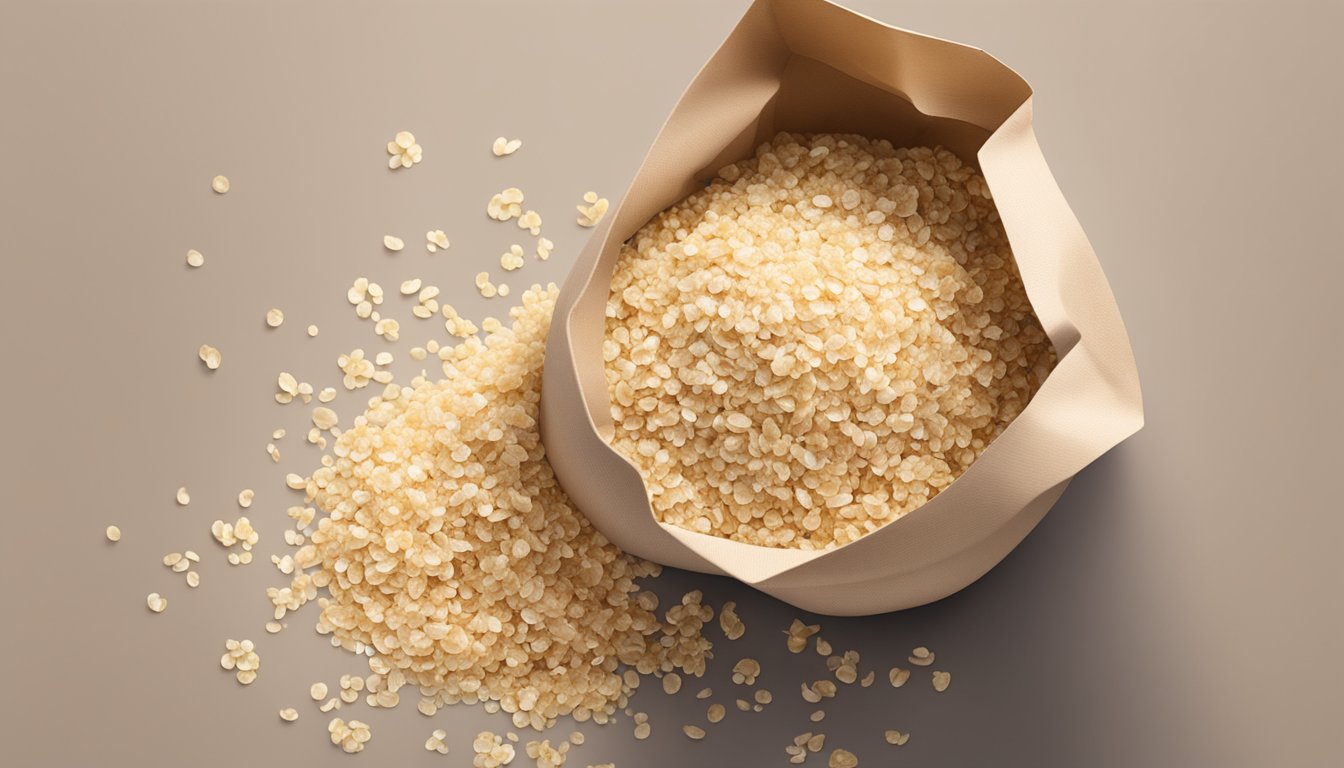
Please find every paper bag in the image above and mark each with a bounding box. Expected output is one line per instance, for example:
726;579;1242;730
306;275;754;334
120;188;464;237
540;0;1143;615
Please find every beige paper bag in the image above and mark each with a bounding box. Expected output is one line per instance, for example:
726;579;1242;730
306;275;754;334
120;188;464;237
540;0;1143;615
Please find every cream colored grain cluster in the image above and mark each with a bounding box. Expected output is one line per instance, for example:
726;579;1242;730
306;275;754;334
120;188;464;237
604;132;1057;549
301;285;712;732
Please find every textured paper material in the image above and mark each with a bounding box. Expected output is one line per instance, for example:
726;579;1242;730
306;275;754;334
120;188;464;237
540;0;1143;615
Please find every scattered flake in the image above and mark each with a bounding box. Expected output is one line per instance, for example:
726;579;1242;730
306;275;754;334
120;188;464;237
908;647;935;666
425;727;450;754
211;516;258;558
475;271;499;298
517;210;542;236
576;192;609;227
374;317;401;341
735;699;751;712
237;488;254;508
329;717;372;753
834;660;857;685
536;237;554;260
707;703;725;723
662;672;682;695
387;131;422;169
932;670;951;692
310;682;328;700
802;679;837;703
400;278;423;295
312;406;339;431
186;249;204;267
487;187;525;221
279;707;299;722
786;620;821;653
186;571;200;588
338;349;375;389
860;670;875;687
220;639;259;684
569;731;585;746
828;748;858;768
492;137;522;156
472;731;516;766
267;443;281;462
888;667;910;687
146;593;167;613
754;689;773;705
211;175;230;194
198;344;222;370
816;638;832;656
884;730;910;746
272;428;286;440
810;709;825;722
731;658;760;685
683;725;706;740
524;737;570;766
176;487;190;506
266;308;284;328
633;722;651;741
500;244;526;271
719;601;744;639
384;235;404;252
318;387;337;403
307;324;319;337
348;277;369;305
426;229;449;252
286;473;307;490
696;687;713;699
105;525;121;542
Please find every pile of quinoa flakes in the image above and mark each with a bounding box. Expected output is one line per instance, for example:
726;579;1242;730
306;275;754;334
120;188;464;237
302;286;712;731
604;132;1057;550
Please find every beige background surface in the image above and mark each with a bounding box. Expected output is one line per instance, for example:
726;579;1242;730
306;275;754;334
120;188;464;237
1;1;1339;766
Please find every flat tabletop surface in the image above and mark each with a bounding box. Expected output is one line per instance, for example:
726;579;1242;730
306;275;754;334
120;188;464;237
2;1;1340;766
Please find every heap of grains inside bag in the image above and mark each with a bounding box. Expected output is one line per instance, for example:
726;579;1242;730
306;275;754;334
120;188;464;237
299;285;712;731
604;133;1057;550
